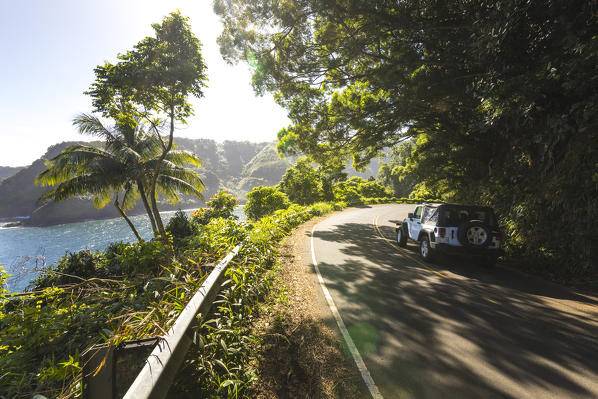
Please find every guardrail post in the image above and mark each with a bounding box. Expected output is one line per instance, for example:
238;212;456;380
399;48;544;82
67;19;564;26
82;338;160;399
82;344;115;399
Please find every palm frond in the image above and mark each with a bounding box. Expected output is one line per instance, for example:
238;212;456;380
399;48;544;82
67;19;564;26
156;183;180;204
72;113;118;142
39;175;122;207
36;145;122;186
121;185;140;211
39;113;206;220
165;150;202;168
93;190;113;208
156;174;204;200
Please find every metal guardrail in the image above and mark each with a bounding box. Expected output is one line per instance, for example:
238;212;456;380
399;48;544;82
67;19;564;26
120;244;242;399
85;209;314;399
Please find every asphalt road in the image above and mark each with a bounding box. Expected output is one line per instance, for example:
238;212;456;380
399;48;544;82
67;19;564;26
311;204;598;399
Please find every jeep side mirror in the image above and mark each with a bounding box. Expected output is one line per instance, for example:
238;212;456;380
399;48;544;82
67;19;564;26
408;213;414;219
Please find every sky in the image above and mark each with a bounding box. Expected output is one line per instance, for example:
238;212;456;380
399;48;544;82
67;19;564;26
0;0;290;167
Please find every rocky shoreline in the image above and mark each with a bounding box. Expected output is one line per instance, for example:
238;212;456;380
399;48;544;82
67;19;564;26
0;217;28;228
0;221;24;228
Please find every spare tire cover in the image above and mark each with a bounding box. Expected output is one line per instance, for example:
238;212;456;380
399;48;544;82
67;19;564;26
457;220;491;248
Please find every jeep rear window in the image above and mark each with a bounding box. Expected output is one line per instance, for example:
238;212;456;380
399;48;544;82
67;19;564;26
422;207;438;224
441;206;496;227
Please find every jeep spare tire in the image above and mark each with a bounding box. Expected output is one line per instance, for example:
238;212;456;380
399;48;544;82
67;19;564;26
457;220;491;248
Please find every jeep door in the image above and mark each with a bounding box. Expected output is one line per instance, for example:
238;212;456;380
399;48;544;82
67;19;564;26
409;206;423;240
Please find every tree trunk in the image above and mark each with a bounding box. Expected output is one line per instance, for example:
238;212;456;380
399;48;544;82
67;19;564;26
150;186;165;238
137;180;158;236
114;197;143;242
149;105;175;239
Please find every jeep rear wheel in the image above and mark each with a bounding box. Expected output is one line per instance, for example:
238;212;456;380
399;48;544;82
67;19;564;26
419;236;435;262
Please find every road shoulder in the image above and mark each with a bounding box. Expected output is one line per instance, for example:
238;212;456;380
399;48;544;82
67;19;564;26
248;211;367;398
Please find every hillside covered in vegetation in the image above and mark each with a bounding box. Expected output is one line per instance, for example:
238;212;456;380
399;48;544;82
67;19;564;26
0;139;292;226
0;139;383;226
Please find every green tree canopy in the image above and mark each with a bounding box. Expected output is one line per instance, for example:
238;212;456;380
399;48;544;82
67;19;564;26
244;186;290;220
87;11;207;123
377;141;416;198
216;0;598;276
87;11;208;238
191;190;239;225
277;158;322;205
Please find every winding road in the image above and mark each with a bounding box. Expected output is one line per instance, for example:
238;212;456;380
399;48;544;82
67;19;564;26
310;204;598;398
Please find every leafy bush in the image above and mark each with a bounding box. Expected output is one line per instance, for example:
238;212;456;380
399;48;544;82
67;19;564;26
190;207;214;226
103;239;174;276
333;201;347;210
191;190;239;225
186;218;249;263
244;186;290;220
1;286;89;397
166;210;197;247
0;265;9;301
334;186;363;205
310;202;334;216
278;158;322;205
408;182;441;201
357;180;388;198
333;176;390;204
33;250;107;289
208;190;239;217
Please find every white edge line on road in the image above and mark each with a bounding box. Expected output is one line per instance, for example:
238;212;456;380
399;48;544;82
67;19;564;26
311;223;384;399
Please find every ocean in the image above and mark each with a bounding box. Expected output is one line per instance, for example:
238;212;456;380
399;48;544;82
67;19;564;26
0;207;244;292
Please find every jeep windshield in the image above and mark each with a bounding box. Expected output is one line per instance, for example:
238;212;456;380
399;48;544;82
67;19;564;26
440;205;497;227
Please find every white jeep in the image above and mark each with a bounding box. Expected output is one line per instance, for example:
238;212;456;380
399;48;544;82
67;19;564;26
396;203;502;266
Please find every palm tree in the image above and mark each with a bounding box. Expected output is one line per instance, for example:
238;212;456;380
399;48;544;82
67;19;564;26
36;114;204;241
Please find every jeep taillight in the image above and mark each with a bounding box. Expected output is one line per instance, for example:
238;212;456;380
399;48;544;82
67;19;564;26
436;227;446;237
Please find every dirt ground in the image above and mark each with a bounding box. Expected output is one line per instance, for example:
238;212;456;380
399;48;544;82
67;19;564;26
248;214;366;399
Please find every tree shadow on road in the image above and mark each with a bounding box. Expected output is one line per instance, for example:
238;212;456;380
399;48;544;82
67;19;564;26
310;221;598;398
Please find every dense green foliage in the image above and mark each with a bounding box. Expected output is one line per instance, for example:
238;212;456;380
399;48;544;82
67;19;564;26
376;141;417;198
1;239;174;397
334;176;389;205
166;210;198;247
276;158;396;206
275;157;397;207
191;190;239;226
33;250;108;287
244;186;291;220
0;191;339;397
204;190;239;219
215;0;598;279
277;158;322;205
